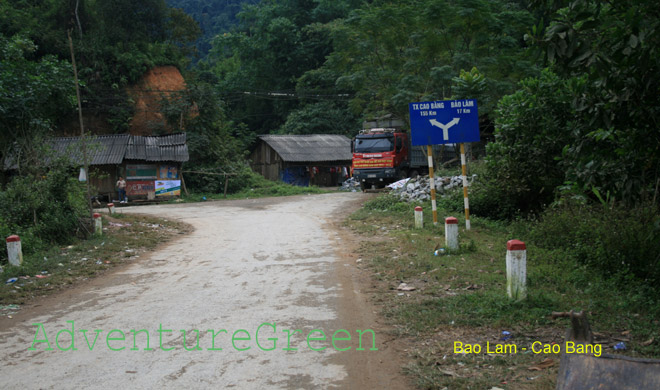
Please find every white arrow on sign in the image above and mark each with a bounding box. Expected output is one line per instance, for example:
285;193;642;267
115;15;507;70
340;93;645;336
430;118;460;140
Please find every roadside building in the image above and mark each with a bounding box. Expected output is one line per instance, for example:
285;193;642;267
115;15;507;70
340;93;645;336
250;134;352;187
4;133;189;201
122;133;188;200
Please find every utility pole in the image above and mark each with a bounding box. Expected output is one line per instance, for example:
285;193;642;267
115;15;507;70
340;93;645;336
68;30;93;220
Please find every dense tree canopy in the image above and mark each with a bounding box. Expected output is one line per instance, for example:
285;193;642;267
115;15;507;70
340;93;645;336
0;34;75;171
1;0;658;209
324;0;536;120
485;0;660;211
206;0;363;137
166;0;259;59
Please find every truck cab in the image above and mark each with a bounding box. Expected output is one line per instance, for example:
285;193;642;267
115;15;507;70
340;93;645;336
352;128;409;189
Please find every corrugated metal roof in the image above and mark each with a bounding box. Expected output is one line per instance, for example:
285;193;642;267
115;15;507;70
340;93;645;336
49;134;130;166
259;134;352;162
4;133;189;170
125;133;189;162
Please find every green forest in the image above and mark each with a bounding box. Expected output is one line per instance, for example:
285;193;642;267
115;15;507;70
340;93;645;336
1;0;659;306
2;0;658;200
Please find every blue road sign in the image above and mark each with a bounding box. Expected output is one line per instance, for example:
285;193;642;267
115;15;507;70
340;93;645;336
409;99;480;146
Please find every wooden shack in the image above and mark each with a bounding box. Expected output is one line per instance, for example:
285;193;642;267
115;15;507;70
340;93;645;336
250;135;352;187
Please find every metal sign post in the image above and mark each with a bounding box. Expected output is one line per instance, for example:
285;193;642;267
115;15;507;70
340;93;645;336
427;145;438;225
409;99;480;230
460;143;471;230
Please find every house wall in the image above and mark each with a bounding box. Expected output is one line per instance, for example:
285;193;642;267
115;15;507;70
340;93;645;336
249;142;282;181
284;163;351;187
90;165;119;199
250;140;351;186
123;161;183;199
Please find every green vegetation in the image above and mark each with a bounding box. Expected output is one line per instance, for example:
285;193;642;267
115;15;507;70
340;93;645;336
0;34;75;168
179;168;329;202
165;0;259;60
3;0;657;206
1;2;659;387
349;194;660;388
0;162;88;263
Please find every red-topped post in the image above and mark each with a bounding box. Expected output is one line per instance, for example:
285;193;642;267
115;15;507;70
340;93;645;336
445;217;459;250
107;203;115;214
6;235;23;266
414;206;424;229
506;240;527;300
93;213;102;236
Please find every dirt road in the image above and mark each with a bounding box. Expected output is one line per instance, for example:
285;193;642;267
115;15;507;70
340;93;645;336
0;193;410;389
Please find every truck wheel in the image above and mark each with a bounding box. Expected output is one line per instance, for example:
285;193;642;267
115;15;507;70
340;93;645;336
410;170;419;178
360;181;367;192
397;170;408;180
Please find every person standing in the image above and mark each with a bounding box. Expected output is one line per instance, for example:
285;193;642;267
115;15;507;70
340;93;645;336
116;176;127;203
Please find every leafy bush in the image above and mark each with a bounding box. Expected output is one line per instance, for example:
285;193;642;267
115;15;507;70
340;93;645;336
435;161;519;220
0;163;88;263
526;200;660;287
483;69;578;218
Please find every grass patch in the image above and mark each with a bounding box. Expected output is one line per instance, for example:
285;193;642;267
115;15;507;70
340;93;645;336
175;173;330;203
348;194;660;389
0;214;189;307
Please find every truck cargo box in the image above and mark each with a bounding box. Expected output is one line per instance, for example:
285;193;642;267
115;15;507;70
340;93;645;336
409;144;457;168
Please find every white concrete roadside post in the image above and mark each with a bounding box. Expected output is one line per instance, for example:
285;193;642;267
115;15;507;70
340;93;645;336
6;235;23;266
93;213;102;236
107;203;115;214
506;240;527;300
414;206;424;229
445;217;459;250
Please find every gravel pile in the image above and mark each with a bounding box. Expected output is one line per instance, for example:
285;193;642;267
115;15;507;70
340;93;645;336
389;175;476;202
340;177;361;192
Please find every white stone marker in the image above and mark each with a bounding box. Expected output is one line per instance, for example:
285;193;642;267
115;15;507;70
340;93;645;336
445;217;459;250
414;206;423;229
6;235;23;266
107;203;115;214
506;239;527;300
93;213;102;236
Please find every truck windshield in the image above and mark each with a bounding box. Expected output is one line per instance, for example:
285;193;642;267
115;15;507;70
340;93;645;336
355;136;394;153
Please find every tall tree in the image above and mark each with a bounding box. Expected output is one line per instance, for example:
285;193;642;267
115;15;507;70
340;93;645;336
208;0;362;137
323;0;536;121
529;0;660;204
0;34;75;171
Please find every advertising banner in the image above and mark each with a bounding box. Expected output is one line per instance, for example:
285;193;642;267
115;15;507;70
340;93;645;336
353;158;394;169
126;180;155;196
159;165;179;179
155;180;181;197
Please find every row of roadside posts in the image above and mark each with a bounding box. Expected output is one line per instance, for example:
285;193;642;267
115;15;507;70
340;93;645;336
413;207;527;301
2;206;116;272
409;99;525;300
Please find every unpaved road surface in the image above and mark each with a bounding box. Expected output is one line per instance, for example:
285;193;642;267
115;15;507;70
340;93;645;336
0;193;410;389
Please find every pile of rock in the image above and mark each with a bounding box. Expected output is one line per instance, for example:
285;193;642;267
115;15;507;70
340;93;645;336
389;175;474;202
340;177;361;192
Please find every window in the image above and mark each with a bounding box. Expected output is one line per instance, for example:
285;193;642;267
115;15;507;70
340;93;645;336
354;136;394;153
